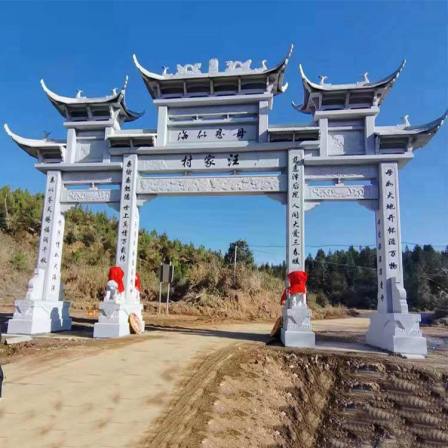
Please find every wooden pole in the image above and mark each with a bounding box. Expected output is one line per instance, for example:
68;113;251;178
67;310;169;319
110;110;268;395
158;282;162;314
233;243;238;285
165;283;170;314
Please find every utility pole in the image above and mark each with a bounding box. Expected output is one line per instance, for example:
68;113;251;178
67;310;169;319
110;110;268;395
233;243;238;285
3;194;9;230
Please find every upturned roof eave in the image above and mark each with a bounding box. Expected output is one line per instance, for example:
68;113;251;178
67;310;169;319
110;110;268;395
298;60;406;93
376;110;447;149
41;78;142;122
4;123;65;159
40;79;123;105
376;110;448;137
133;44;293;96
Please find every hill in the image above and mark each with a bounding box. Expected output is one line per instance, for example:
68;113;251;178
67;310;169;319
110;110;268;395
1;186;446;320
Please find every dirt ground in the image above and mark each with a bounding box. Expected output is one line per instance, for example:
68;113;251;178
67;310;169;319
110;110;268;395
0;314;447;448
156;347;447;448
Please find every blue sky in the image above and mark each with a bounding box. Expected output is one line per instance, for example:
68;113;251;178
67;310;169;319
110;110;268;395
0;1;446;264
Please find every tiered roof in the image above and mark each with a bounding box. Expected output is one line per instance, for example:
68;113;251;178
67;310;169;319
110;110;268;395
3;50;446;158
296;60;406;113
40;77;142;122
376;111;448;150
133;45;294;99
4;124;65;160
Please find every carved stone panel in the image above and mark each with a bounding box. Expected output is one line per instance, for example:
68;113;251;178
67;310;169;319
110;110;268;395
138;151;286;173
305;184;378;200
75;131;107;163
138;175;286;195
328;130;364;155
61;189;121;203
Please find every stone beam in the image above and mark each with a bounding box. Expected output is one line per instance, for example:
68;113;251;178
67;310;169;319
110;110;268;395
137;175;287;195
305;184;378;201
138;151;286;173
304;165;377;180
60;189;121;203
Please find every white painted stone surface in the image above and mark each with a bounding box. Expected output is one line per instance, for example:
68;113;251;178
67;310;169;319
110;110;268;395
305;184;378;201
93;301;144;338
7;171;71;335
286;150;305;271
281;294;315;348
5;52;444;353
61;189;120;203
93;154;144;338
138;175;286;195
366;162;427;356
283;150;315;347
7;300;71;334
138;150;286;173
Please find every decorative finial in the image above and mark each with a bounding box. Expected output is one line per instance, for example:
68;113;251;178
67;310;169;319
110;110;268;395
260;59;268;70
319;75;328;85
176;63;202;75
43;130;51;140
76;89;83;98
162;65;170;75
225;60;252;73
363;72;370;83
402;114;411;127
208;58;219;73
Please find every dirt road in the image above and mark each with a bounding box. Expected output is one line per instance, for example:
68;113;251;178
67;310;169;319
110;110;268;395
0;317;444;448
0;321;271;448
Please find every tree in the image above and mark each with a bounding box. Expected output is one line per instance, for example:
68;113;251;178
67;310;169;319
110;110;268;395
224;240;254;267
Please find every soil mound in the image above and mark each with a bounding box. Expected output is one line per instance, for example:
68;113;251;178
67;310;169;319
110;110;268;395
141;346;448;448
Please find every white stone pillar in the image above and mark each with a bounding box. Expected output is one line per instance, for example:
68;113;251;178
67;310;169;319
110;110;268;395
281;149;315;347
7;171;71;334
94;154;144;338
366;162;427;356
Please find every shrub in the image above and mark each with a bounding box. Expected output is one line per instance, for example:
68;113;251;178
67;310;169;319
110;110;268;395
10;251;27;271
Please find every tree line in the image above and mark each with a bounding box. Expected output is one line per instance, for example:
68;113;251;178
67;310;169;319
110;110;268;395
1;186;447;312
259;245;448;312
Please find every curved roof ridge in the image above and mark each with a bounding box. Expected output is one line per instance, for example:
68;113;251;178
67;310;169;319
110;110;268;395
299;59;406;91
40;79;123;105
134;45;293;81
133;54;165;81
40;78;142;122
405;109;448;134
4;123;65;146
4;123;65;159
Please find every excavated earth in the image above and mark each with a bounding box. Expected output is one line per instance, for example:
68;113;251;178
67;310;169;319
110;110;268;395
140;345;448;448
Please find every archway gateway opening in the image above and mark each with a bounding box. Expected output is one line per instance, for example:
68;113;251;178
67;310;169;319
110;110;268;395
4;47;446;357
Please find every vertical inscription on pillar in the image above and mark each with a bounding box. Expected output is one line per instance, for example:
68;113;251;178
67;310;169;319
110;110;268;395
287;150;305;272
375;210;387;312
116;155;139;299
377;162;403;312
37;171;65;300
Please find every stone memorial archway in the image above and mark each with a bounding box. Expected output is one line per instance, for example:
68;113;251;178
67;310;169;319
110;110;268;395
4;46;446;356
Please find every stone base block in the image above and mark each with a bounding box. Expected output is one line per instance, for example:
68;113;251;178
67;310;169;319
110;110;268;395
281;304;315;348
7;300;72;335
93;301;145;339
366;312;427;356
281;329;316;347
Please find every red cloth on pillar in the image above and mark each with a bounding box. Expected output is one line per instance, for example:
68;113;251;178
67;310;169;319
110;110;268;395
108;266;125;293
280;289;287;305
280;270;308;305
135;273;142;291
288;271;308;295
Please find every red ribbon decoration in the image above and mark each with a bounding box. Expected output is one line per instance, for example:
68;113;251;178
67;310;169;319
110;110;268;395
108;267;142;294
108;266;125;293
135;272;142;291
280;270;308;305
